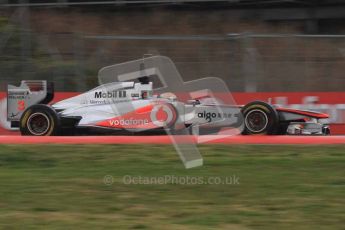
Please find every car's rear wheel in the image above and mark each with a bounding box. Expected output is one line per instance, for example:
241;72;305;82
20;104;60;136
242;101;279;135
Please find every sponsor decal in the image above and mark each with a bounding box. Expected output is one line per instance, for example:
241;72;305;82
150;104;176;127
95;104;155;129
17;100;25;111
89;99;108;105
94;90;127;99
8;91;29;99
9;112;19;118
197;111;233;122
89;99;130;105
108;119;149;127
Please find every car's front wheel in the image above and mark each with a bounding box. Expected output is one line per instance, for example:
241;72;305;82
242;101;279;135
20;104;60;136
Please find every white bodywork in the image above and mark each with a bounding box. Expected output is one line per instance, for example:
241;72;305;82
51;81;240;130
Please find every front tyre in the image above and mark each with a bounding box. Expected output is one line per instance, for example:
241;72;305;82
242;101;279;135
20;104;60;136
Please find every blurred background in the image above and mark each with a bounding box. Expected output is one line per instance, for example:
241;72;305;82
0;2;344;229
1;0;345;132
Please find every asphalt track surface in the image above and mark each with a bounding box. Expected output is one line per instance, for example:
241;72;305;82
1;135;345;145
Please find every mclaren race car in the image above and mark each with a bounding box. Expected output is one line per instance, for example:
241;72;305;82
7;79;330;136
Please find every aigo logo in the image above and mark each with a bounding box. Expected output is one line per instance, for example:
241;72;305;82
150;103;177;127
197;111;233;122
198;111;218;122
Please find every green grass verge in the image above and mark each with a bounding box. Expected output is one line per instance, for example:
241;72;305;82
0;144;344;229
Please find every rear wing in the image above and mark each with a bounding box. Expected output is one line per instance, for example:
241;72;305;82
7;80;54;122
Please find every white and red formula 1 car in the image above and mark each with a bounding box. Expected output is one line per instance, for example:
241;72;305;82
6;79;330;136
6;59;330;136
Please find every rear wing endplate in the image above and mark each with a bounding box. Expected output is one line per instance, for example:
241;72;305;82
7;80;54;121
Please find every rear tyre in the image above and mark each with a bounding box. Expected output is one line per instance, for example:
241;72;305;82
20;104;60;136
242;101;279;135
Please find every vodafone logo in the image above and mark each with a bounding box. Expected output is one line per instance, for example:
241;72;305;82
150;104;176;127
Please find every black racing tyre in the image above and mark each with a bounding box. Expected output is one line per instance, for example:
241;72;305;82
241;101;279;135
20;104;60;136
